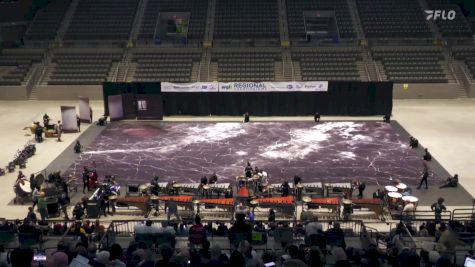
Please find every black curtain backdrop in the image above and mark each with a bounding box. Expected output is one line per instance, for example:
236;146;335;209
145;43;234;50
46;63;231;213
103;82;161;116
104;81;393;116
161;82;393;116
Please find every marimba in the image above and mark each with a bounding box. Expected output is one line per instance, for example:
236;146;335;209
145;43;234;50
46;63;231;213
350;198;384;219
116;196;151;217
196;198;234;220
252;196;296;220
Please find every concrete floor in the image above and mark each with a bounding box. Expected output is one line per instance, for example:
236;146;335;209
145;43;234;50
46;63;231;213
0;99;474;220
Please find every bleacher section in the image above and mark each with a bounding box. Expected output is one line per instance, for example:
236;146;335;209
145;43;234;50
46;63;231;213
130;49;202;82
214;0;279;39
212;50;281;82
0;49;44;86
64;0;138;40
428;0;473;38
44;49;123;85
452;46;475;80
137;0;208;41
24;1;70;41
372;47;448;83
286;0;356;40
292;47;363;81
356;0;432;38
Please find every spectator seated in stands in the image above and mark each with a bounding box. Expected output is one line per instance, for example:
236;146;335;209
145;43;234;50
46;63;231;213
229;212;252;248
326;222;346;248
189;215;207;246
9;247;34;267
18;218;42;243
437;223;466;255
134;220;161;235
440;174;459;188
409;136;419;148
423;148;432;161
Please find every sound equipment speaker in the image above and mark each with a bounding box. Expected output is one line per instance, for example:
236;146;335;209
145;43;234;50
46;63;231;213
46;201;59;218
86;201;101;218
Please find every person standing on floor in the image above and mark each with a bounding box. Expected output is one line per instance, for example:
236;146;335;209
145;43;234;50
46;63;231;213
37;192;47;221
417;161;429;189
77;115;81;132
431;197;446;223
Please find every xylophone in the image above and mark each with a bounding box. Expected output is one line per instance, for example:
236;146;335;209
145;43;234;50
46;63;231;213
116;196;151;217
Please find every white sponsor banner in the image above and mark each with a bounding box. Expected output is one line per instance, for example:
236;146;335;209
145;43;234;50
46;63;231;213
161;82;219;92
218;81;328;92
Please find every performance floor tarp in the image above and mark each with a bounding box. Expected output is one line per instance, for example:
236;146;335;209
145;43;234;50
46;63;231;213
65;121;441;186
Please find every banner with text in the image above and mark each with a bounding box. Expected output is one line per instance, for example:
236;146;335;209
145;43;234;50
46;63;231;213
161;82;219;92
218;81;328;92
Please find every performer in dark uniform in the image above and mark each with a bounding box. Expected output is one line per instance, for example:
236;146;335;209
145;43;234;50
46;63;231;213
150;175;160;195
245;162;253;178
82;166;90;194
293;175;302;186
281;181;290;197
209;172;218;184
417;161;429;189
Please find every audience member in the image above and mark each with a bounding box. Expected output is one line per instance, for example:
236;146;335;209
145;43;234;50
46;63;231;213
189;215;207;246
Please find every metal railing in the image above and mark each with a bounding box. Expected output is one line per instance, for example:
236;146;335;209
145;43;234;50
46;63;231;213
393;209;452;222
453;208;475;221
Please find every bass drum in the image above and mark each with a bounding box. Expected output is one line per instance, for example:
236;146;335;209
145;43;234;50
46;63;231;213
35;173;45;189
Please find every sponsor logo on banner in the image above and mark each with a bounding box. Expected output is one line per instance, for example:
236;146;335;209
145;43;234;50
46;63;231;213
218;81;328;92
161;82;218;92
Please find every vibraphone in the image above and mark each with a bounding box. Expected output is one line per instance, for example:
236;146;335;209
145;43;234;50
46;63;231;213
208;183;232;197
302;182;324;197
197;198;234;220
325;183;352;197
269;183;294;196
116;196;151;217
252;196;296;220
174;183;201;195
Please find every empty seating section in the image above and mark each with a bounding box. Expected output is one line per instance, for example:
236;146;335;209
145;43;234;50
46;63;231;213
357;0;432;38
372;47;447;83
24;1;70;40
47;50;122;84
131;50;201;82
452;47;475;79
292;48;362;81
213;51;280;82
138;0;208;40
64;0;138;40
214;0;279;39
0;49;43;86
286;0;356;39
428;0;472;38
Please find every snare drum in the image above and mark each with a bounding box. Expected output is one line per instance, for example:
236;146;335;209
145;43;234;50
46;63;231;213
402;195;419;207
387;192;402;205
396;183;407;193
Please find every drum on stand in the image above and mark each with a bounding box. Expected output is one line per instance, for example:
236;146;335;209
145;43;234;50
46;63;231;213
396;183;407;193
387;192;402;206
35;173;45;189
402;195;419;208
385;186;398;194
19;180;31;195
